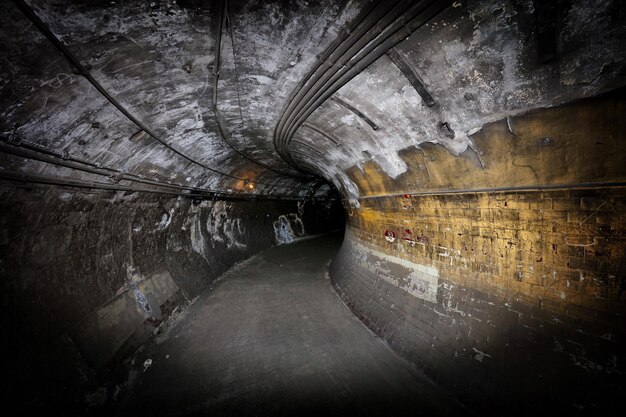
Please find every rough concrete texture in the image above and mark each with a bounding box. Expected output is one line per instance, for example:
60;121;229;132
116;234;465;417
0;186;341;414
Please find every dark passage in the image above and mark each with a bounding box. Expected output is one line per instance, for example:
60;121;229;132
119;234;463;417
2;0;625;415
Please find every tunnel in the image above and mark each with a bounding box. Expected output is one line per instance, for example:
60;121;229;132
1;0;625;415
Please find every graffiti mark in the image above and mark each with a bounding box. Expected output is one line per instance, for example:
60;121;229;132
384;230;396;243
126;265;151;313
41;72;75;89
402;194;413;209
207;201;247;249
190;214;206;258
143;358;153;372
157;209;173;230
472;348;492;363
274;214;305;245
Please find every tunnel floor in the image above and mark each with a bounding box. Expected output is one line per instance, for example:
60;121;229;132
117;233;465;417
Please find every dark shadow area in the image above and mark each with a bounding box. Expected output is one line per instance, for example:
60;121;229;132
0;187;347;417
330;229;626;417
300;184;346;237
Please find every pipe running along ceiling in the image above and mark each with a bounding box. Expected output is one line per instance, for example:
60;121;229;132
0;0;624;203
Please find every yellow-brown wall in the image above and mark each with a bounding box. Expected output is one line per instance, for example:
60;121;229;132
331;90;626;415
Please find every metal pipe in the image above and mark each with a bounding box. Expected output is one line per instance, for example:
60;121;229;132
0;170;332;202
278;0;426;148
6;138;210;192
330;95;378;130
0;141;211;193
273;0;381;149
13;0;306;191
300;124;341;146
282;0;449;147
0;170;213;199
275;1;412;156
212;0;311;180
351;181;626;201
275;1;404;142
290;154;345;199
291;151;335;178
291;140;324;155
386;48;436;107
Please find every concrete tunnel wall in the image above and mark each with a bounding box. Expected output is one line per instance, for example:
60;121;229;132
1;187;343;410
1;0;626;415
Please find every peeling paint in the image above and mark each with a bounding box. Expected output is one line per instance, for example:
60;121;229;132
127;265;151;313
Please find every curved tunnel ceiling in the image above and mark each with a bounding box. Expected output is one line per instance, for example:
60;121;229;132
1;0;624;202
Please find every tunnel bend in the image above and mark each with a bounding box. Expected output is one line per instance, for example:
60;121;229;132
1;0;625;416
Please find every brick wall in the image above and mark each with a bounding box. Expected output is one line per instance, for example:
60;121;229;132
330;91;626;415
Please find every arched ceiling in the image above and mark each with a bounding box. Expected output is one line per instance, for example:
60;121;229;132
1;0;624;201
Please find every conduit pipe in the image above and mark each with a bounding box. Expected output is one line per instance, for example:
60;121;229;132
275;0;451;166
13;0;307;191
275;1;404;159
0;140;220;194
0;170;332;202
282;0;450;147
210;0;311;179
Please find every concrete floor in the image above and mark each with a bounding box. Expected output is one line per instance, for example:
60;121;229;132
119;233;465;417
